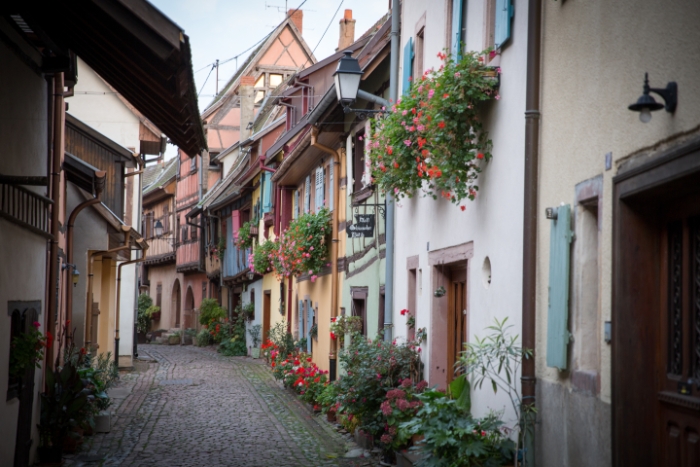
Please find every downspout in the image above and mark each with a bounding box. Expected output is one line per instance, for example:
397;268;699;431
115;238;148;366
521;0;543;465
47;73;64;368
65;172;106;336
310;126;340;381
384;0;400;343
84;226;132;348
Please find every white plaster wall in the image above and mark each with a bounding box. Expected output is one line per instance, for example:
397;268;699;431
68;184;110;349
69;58;140;150
537;0;700;405
243;279;263;350
393;0;528;428
0;37;49;467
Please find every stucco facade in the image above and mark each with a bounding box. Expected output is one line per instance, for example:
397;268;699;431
392;0;528;429
535;1;700;465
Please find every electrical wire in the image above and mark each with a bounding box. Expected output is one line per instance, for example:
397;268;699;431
301;0;344;69
198;64;216;97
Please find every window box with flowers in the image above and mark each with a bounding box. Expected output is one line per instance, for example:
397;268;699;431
235;220;256;250
368;50;500;205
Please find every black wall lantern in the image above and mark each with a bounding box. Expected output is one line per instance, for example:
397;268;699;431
628;73;677;123
333;51;388;120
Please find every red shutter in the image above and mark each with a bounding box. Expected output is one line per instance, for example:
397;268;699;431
232;210;241;242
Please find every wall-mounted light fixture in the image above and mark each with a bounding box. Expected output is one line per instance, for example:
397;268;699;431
62;263;80;287
154;220;177;247
333;51;388;120
247;270;255;281
628;73;677;123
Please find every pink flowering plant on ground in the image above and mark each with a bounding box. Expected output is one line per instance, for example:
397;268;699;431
378;379;429;451
368;49;499;204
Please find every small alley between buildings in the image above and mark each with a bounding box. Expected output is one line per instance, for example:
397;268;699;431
64;344;378;467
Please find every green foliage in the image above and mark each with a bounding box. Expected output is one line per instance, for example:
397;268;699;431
368;50;499;204
214;314;248;356
217;235;226;261
330;315;363;347
248;324;262;348
199;298;226;326
235;220;256;250
458;317;535;460
267;321;295;357
9;321;46;378
401;388;515;467
316;382;339;413
378;380;428;451
78;351;118;412
196;329;212;347
251;239;277;275
137;293;153;333
335;334;422;437
242;302;255;321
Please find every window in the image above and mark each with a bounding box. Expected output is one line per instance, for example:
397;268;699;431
176;216;181;243
250;289;256;321
315;166;325;213
353;131;365;193
163;205;170;233
414;27;425;79
156;283;162;308
190;221;198;241
408;267;417;340
269;74;283;88
328;161;334;211
190;154;197;171
449;0;469;57
351;288;368;336
484;0;513;54
304;176;311;213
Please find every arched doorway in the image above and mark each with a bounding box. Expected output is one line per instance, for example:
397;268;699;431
172;279;181;329
185;286;194;329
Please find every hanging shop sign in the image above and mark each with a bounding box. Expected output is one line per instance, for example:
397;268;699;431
347;214;375;238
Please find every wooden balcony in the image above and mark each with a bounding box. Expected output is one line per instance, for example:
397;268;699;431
0;179;53;239
143;237;175;266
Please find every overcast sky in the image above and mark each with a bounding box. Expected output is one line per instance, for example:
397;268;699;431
150;0;390;114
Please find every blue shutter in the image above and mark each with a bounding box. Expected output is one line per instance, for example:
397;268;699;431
300;300;306;340
451;0;463;58
402;37;414;96
494;0;514;49
546;204;573;370
262;172;273;213
294;190;299;219
315;167;324;213
307;302;313;353
304;176;311;213
329;162;334;212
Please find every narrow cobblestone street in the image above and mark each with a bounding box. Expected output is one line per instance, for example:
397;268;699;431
65;345;376;467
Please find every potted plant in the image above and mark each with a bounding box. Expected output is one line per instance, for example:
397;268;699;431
248;324;262;358
136;293;153;341
242;302;255;321
168;330;181;345
147;305;161;322
183;328;197;345
9;320;46;381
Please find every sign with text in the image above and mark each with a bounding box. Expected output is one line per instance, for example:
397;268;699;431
347;214;375;238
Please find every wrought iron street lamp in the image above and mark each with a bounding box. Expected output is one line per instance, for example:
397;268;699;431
333;51;388;119
628;73;677;123
154;220;176;247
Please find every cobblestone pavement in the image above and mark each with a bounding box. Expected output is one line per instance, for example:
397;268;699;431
64;344;379;467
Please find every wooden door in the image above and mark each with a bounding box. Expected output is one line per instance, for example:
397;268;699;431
263;291;271;342
659;198;700;466
447;267;467;383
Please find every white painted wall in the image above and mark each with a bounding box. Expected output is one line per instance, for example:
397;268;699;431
0;35;50;467
69;58;143;363
393;0;528;429
243;279;263;350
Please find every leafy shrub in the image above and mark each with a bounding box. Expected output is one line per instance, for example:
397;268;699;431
368;50;499;204
137;293;153;333
267;321;295;358
196;329;212;347
199;298;226;326
335;334;422;437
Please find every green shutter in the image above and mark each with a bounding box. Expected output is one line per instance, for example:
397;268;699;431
262;172;273;213
494;0;513;49
402;37;414;96
546;204;573;370
451;0;463;58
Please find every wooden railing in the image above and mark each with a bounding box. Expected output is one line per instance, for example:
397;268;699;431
0;180;53;239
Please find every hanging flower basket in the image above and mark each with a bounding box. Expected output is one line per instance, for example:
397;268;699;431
368;49;500;204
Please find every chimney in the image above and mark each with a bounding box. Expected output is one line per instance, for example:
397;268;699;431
288;9;303;35
337;9;356;51
240;75;255;140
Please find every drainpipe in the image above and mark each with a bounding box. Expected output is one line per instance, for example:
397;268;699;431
84;226;132;348
310;126;340;380
115;238;148;367
65;172;106;338
384;0;400;343
521;0;543;465
47;73;64;369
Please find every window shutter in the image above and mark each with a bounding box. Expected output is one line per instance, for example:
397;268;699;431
329;162;334;211
231;210;241;244
494;0;514;49
315;167;324;213
300;300;306;339
451;0;463;58
546;204;573;370
307;302;313;353
262;173;273;213
402;37;414;96
295;189;300;219
304;176;311;213
163;205;170;233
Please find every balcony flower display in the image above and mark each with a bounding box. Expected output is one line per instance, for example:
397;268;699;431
368;50;499;204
